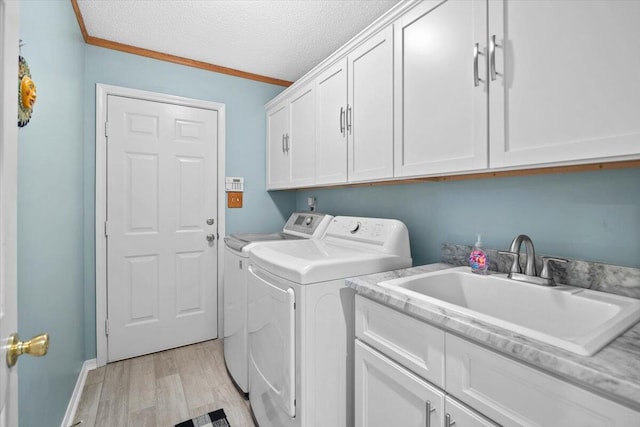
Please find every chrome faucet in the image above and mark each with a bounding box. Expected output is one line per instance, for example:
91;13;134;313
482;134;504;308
509;234;537;276
499;234;568;286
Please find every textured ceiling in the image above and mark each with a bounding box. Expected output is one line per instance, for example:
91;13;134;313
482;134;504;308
76;0;401;83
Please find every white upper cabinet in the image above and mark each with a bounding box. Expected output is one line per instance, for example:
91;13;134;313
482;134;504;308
266;0;640;190
266;100;290;189
289;83;316;187
316;59;348;185
489;0;640;168
267;83;316;189
394;0;488;177
348;26;395;182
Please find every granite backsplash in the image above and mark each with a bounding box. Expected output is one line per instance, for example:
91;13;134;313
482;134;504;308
442;243;640;300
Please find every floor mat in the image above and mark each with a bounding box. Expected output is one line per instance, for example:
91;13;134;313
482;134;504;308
175;408;230;427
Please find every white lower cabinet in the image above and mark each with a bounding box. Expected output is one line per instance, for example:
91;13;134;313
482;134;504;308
356;340;496;427
356;340;445;427
446;334;640;427
355;296;640;427
445;398;497;427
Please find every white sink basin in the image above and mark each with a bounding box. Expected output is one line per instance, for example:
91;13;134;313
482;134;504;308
379;266;640;356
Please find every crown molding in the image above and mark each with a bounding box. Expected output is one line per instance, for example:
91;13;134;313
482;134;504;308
69;0;293;87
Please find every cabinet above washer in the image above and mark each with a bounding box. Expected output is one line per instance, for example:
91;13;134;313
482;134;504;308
266;0;640;190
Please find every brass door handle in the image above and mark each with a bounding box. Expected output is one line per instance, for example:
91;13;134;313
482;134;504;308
6;333;49;368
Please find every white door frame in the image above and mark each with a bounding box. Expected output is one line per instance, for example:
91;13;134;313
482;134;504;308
95;84;226;367
0;0;19;424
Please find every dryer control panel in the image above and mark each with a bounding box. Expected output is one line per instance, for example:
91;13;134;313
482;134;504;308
283;212;333;238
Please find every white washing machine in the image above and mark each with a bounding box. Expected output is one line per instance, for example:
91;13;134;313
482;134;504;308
223;212;333;395
247;216;412;427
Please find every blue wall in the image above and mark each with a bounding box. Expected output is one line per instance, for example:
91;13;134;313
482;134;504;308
16;2;640;425
296;168;640;268
18;1;86;425
82;46;291;358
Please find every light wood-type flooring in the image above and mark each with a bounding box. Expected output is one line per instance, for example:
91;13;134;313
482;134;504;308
72;339;255;427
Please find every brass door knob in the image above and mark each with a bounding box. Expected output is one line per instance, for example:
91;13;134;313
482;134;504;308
6;333;49;368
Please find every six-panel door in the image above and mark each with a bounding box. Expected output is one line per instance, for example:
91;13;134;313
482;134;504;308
106;95;218;361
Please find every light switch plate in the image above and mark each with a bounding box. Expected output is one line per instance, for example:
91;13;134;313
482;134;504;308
228;192;243;208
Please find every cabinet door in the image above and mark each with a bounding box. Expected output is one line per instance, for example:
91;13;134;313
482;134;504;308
444;397;498;427
489;0;640;168
355;295;445;388
316;58;348;185
394;0;487;177
266;101;290;189
355;340;444;427
348;26;394;182
289;83;316;187
446;334;640;426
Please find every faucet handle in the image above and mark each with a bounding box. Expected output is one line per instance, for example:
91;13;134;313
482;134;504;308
498;250;520;275
540;256;568;280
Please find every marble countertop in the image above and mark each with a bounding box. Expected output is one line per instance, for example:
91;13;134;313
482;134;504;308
346;263;640;411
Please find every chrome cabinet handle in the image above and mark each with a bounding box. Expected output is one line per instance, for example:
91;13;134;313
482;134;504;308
445;414;456;427
346;104;352;134
490;34;499;81
473;43;484;87
282;134;286;153
340;107;345;134
285;134;290;153
426;400;435;427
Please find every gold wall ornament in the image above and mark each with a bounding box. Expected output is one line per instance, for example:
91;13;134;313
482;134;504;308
18;55;37;127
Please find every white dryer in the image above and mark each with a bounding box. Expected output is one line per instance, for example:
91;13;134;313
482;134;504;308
247;216;412;427
223;212;332;395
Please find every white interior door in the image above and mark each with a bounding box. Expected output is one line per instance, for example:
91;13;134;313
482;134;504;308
106;95;218;362
0;1;19;425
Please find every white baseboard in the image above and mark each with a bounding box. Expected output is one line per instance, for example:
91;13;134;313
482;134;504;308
61;358;97;427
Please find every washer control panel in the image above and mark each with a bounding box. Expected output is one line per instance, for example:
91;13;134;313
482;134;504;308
324;216;411;258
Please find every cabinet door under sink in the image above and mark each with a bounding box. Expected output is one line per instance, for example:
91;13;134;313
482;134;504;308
446;334;640;426
355;340;445;427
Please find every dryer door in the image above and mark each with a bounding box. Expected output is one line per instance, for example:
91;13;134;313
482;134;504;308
248;265;296;418
223;246;248;392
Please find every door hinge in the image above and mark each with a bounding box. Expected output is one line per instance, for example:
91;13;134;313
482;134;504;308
104;220;109;237
105;319;110;336
104;121;109;137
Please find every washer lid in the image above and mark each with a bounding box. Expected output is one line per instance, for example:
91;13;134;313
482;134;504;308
249;240;412;284
224;232;301;251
